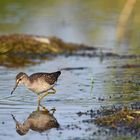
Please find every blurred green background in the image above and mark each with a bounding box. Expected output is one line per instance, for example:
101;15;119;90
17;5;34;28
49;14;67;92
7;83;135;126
0;0;139;54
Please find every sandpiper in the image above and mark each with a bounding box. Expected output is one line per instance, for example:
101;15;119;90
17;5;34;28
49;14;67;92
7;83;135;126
11;71;61;109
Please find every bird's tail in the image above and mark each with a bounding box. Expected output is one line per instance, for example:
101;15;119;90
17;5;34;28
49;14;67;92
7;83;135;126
54;71;61;79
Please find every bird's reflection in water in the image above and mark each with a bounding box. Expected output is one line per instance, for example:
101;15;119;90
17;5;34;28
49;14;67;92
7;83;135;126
11;107;59;135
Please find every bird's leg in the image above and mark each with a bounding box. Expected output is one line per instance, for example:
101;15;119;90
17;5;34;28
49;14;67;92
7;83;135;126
40;104;49;112
38;88;56;111
39;92;49;105
37;95;48;111
37;96;41;111
47;88;56;95
52;88;56;93
37;106;40;111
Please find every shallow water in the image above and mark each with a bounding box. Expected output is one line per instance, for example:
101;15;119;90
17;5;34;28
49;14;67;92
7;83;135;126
0;55;139;140
0;0;140;140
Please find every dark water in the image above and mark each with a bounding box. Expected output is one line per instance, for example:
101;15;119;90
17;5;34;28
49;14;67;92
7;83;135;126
0;0;140;140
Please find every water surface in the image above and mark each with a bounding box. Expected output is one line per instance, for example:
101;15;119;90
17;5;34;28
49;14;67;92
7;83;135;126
0;0;140;140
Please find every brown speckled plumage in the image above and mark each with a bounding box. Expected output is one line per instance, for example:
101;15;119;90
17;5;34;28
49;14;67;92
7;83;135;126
12;110;59;135
29;71;61;85
11;71;61;95
11;71;61;107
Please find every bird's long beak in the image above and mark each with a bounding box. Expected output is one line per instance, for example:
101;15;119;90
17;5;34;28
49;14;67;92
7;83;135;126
11;81;19;95
11;114;18;124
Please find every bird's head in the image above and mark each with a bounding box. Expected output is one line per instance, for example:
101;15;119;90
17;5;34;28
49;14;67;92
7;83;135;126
16;123;29;135
11;72;28;95
11;114;29;135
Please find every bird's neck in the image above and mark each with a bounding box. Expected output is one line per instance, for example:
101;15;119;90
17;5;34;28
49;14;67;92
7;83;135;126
23;77;32;88
17;121;30;135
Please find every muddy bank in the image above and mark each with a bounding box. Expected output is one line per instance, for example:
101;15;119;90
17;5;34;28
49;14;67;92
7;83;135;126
76;102;140;138
0;34;140;68
0;34;97;67
0;34;96;54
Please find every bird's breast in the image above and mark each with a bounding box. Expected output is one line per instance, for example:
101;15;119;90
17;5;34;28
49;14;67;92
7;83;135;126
28;81;54;94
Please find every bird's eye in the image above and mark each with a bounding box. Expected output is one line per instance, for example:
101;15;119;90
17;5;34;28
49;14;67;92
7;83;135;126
19;79;21;81
16;125;19;129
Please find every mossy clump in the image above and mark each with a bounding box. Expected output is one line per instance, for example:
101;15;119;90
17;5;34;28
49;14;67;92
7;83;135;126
0;34;95;67
78;103;140;136
0;34;84;55
95;107;140;129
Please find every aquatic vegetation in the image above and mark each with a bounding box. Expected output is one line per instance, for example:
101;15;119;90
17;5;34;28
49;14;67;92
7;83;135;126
78;103;140;136
0;34;139;68
0;34;95;55
0;34;95;67
94;107;140;129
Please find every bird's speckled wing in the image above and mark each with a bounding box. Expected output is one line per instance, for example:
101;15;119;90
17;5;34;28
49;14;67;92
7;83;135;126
29;71;61;85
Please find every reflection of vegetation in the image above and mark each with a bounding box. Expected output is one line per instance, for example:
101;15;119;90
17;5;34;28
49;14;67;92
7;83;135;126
105;58;140;102
0;54;41;67
0;34;91;67
90;76;94;95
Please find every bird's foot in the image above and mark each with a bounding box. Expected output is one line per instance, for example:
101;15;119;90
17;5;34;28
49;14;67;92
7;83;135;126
47;91;55;95
39;103;49;112
42;106;49;112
